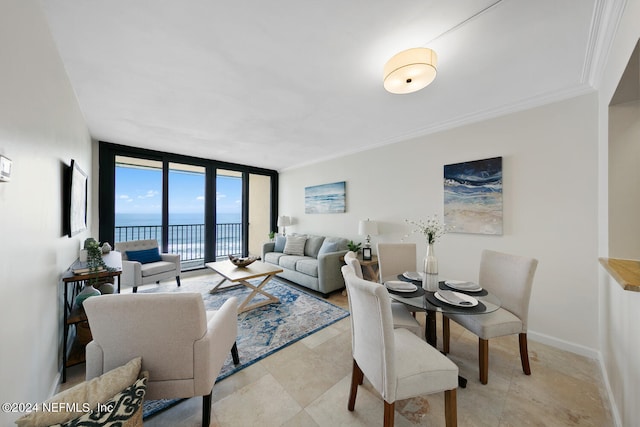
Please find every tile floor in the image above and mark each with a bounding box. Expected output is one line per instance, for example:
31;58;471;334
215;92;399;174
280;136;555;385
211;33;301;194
63;275;613;426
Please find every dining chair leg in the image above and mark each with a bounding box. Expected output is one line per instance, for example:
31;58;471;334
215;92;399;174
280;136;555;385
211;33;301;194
383;401;395;427
348;359;363;411
443;316;450;354
479;338;489;384
444;388;457;427
519;333;531;375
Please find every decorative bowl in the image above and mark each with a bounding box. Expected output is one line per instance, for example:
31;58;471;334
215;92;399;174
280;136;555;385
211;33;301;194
228;255;259;267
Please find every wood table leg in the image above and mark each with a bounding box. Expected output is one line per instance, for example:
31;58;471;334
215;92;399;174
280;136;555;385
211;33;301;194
236;274;280;313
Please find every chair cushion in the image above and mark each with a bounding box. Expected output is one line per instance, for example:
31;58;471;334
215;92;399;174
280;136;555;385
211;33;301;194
140;261;176;277
394;329;458;401
447;307;523;339
15;357;142;427
284;235;307;255
274;235;286;252
126;247;162;264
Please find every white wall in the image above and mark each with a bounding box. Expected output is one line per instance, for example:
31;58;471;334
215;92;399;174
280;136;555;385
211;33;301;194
597;0;640;425
0;1;93;424
280;93;600;354
608;100;640;258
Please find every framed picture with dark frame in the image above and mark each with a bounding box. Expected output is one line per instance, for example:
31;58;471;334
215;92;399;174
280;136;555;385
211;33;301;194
68;159;88;237
362;247;372;261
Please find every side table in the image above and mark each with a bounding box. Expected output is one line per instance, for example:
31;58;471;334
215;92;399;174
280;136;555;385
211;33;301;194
358;254;379;282
60;251;122;382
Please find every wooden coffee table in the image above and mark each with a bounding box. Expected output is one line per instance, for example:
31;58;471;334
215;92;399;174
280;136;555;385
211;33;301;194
205;260;284;313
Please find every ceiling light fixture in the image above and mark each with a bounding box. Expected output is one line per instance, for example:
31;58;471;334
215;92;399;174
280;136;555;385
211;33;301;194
383;47;438;94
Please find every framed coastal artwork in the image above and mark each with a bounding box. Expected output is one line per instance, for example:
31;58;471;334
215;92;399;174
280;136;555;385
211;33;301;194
443;156;503;235
305;181;346;214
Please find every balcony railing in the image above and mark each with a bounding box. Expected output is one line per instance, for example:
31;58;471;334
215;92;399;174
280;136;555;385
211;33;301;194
114;223;242;269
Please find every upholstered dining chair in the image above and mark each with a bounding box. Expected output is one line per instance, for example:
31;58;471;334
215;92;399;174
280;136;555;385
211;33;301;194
84;293;239;427
442;249;539;385
344;251;421;336
115;239;181;293
377;242;418;283
341;266;458;427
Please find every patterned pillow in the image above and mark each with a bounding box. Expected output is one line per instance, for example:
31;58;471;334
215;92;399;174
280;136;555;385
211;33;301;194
52;372;148;427
283;235;307;256
126;248;162;264
15;358;142;427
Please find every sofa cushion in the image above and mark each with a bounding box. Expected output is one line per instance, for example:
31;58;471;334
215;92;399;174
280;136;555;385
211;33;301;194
318;240;339;256
296;258;319;277
141;261;175;277
126;247;162;264
274;235;286;252
279;255;307;271
264;252;286;265
284;235;307;256
304;236;325;258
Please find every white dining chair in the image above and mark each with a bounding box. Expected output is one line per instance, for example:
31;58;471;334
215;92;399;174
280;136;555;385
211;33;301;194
344;251;421;336
442;249;538;384
377;243;417;283
341;266;458;427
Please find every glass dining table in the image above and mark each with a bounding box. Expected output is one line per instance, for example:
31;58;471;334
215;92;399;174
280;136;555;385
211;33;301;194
384;275;501;387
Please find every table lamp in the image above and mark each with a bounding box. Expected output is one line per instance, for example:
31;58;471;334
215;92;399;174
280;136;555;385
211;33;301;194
358;219;378;260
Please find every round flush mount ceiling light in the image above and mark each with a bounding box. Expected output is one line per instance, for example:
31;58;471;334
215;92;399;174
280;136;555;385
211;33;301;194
383;47;438;94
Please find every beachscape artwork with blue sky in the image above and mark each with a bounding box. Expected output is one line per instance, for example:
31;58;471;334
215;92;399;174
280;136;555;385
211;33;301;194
443;157;503;235
305;181;346;214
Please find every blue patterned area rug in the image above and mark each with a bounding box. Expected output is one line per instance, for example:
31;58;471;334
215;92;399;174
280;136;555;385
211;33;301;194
140;274;349;419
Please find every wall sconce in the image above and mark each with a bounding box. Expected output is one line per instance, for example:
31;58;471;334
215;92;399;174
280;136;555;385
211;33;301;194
0;155;12;182
277;215;291;236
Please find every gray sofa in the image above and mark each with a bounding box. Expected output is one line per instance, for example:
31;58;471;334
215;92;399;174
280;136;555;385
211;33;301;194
261;234;349;296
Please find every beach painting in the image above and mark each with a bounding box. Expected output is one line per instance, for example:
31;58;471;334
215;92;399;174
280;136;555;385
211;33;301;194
444;157;503;235
305;181;346;214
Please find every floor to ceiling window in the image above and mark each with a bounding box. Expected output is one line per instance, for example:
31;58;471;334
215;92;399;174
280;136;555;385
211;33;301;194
99;143;278;271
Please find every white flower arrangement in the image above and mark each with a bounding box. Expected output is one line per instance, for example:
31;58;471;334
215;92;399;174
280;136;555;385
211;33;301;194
405;215;449;244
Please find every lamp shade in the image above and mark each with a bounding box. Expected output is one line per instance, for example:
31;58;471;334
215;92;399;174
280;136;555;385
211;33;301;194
383;47;438;94
277;215;291;227
358;219;378;236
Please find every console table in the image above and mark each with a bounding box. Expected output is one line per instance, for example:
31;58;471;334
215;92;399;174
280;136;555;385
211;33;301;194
61;251;122;382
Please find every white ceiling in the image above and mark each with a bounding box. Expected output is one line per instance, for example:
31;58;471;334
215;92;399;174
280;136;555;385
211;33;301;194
39;0;603;171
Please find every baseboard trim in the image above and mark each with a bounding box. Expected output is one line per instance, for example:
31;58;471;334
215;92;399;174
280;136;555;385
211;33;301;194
528;330;599;359
597;353;623;427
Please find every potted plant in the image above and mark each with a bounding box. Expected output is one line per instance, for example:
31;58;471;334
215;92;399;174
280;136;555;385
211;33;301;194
347;240;362;253
268;231;275;241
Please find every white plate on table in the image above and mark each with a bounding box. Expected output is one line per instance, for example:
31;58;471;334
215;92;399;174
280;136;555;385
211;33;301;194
435;290;478;307
444;280;483;292
385;281;418;293
402;271;423;281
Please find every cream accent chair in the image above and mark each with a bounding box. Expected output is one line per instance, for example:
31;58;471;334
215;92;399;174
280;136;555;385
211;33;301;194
341;266;458;427
115;239;181;293
442;249;538;384
84;293;239;427
344;251;421;337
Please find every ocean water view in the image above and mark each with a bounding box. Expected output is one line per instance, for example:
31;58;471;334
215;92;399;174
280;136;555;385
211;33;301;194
114;212;243;266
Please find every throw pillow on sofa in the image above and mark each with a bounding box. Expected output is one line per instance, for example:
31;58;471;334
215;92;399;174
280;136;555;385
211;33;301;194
283;235;307;256
274;235;286;252
318;240;339;255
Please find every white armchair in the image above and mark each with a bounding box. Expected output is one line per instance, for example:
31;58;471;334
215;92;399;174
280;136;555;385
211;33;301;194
115;239;181;293
84;293;239;427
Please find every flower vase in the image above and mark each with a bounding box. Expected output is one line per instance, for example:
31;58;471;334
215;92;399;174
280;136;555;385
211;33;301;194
75;284;101;308
422;243;439;292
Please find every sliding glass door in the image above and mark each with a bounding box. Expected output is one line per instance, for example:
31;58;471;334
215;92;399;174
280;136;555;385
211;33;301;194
100;143;278;271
